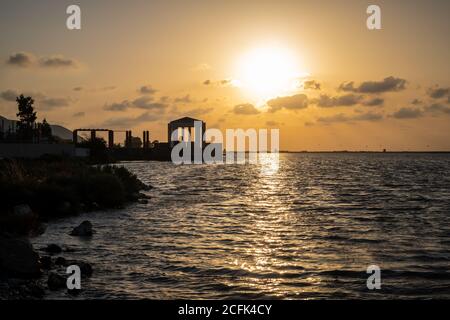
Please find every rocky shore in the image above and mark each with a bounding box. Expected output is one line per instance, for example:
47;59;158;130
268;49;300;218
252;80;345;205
0;227;93;299
0;159;152;299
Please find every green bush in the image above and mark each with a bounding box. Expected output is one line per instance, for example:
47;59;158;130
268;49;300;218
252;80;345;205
0;159;150;221
85;173;125;208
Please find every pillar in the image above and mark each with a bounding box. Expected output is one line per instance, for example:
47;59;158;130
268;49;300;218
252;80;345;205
168;123;172;145
108;130;114;148
125;131;131;148
90;130;96;141
73;130;78;144
202;122;206;142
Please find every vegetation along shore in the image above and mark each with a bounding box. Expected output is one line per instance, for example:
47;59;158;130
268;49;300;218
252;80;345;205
0;157;152;299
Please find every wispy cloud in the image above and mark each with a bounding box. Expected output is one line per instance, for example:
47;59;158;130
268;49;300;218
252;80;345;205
303;80;321;90
6;52;35;67
102;112;162;128
5;52;80;69
339;76;407;93
39;55;78;68
104;96;168;112
267;94;308;112
363;97;384;107
317;112;383;124
427;86;449;99
316;94;362;108
233;103;260;115
138;85;157;95
389;107;423;119
1;89;71;110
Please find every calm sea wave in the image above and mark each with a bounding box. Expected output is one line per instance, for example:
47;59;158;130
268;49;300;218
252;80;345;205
32;153;450;299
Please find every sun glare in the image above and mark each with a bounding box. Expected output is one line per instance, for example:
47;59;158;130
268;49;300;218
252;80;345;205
236;47;306;101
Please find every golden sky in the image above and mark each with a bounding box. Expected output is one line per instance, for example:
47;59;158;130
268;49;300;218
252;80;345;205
1;0;449;151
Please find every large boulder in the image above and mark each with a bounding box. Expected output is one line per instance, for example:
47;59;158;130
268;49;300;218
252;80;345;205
43;244;62;254
40;256;52;270
70;220;93;237
0;235;41;278
0;204;38;235
47;272;66;291
13;204;34;219
54;257;67;266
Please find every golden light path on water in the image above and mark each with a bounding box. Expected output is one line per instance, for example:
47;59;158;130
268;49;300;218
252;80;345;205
32;153;450;299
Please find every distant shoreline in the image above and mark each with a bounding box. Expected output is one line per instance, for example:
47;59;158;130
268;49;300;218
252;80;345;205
226;151;450;154
278;151;450;154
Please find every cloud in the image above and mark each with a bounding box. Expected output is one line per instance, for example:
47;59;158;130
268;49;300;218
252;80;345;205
174;94;192;103
40;97;71;110
363;97;384;107
39;56;78;68
104;100;131;111
316;94;362;108
102;112;161;127
266;120;283;127
5;52;79;69
317;112;383;124
233;103;260;115
139;85;157;95
132;96;168;110
427;86;450;99
424;103;450;115
390;107;423;119
105;96;169;112
1;89;70;110
184;107;214;117
78;86;116;92
411;99;422;105
203;79;234;87
339;76;407;93
353;112;383;121
303;80;321;90
73;112;85;117
6;52;35;67
317;113;349;124
267;94;308;112
1;89;19;101
159;96;170;103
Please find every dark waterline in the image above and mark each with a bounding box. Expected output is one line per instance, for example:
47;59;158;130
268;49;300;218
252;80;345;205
32;153;450;299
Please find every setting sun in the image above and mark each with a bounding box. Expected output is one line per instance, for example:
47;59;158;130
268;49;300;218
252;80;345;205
236;47;305;101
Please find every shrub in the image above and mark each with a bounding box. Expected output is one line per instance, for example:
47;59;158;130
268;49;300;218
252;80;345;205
0;159;149;221
85;173;125;208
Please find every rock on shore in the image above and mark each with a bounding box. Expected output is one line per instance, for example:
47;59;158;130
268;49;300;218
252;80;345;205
0;235;41;278
70;221;93;237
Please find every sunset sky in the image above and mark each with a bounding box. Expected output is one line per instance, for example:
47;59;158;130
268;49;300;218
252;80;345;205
1;0;449;151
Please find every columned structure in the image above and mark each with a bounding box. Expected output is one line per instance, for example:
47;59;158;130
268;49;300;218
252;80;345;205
167;117;206;148
142;130;150;148
73;128;119;148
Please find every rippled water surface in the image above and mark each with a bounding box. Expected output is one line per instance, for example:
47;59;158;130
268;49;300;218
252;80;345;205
32;153;450;299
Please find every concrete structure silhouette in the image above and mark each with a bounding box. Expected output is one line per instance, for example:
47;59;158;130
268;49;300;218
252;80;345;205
167;117;206;148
